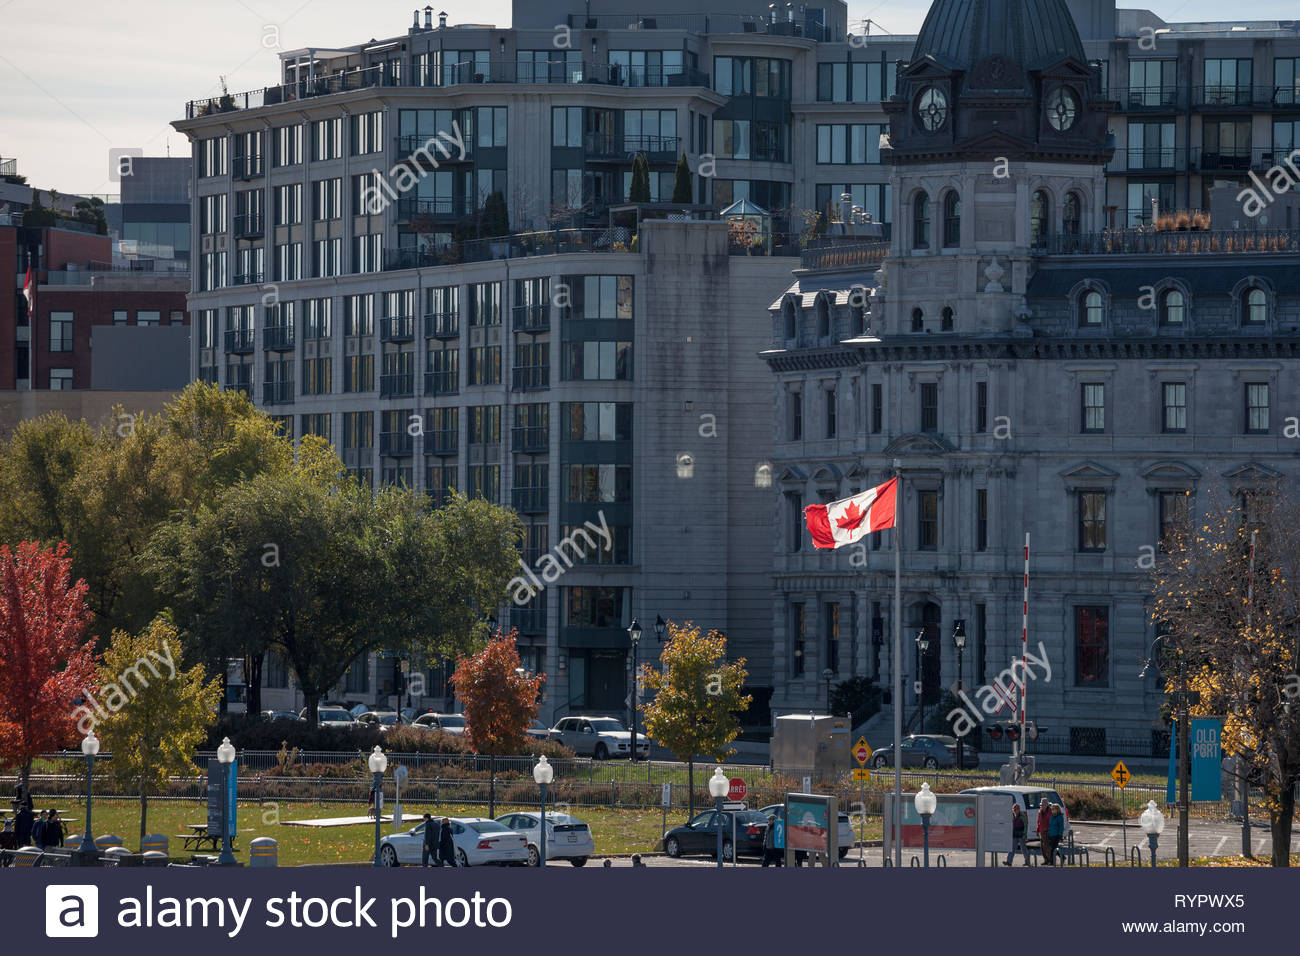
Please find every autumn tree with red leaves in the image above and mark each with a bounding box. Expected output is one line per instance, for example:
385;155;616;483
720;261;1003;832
0;541;98;795
452;629;545;817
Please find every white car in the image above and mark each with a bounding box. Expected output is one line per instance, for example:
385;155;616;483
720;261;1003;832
959;786;1072;844
549;716;650;759
412;712;468;736
301;707;356;728
759;804;857;859
496;811;595;867
378;817;528;867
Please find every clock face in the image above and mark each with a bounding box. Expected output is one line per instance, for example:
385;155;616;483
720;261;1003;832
1046;86;1079;131
916;87;948;132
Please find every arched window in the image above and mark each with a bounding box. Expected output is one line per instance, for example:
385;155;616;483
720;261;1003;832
816;298;831;338
1081;290;1104;326
942;192;960;247
913;193;931;249
1160;289;1185;326
1030;190;1050;247
1063;191;1081;236
783;301;797;339
1244;287;1267;325
941;306;954;331
911;308;924;332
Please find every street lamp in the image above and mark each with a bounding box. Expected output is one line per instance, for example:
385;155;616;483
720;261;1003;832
914;782;937;867
708;767;729;868
628;619;643;763
821;668;834;713
79;731;100;855
915;630;930;730
368;745;388;867
216;736;237;865
533;755;553;868
952;620;967;770
1139;799;1165;867
1140;632;1191;867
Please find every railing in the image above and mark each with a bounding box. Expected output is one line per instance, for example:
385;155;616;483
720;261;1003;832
379;315;415;342
800;237;889;270
233;213;264;238
423;370;458;396
584;133;681;158
423;429;458;455
263;325;295;350
1192;147;1287;172
512;304;550;333
1107;86;1183;111
1040;227;1300;256
232;155;264;179
232;271;265;286
396;135;472;162
379;432;413;457
511;487;549;513
1111;147;1187;172
224;329;255;353
511;425;549;453
396;196;476;221
424;310;459;338
224;376;251;396
1193;84;1300;108
186;66;391;119
380;372;415;398
511;365;550;391
384;228;633;271
262;380;295;405
510;605;547;634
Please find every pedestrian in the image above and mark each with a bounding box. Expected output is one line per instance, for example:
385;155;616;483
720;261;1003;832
1005;804;1030;866
761;814;782;867
1045;803;1065;865
421;813;440;867
438;817;458;867
31;809;47;849
14;803;34;848
1035;799;1051;863
44;809;64;849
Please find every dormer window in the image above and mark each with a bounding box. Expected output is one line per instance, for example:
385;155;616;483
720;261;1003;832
1244;287;1266;325
1160;289;1185;326
783;300;797;339
916;87;948;132
1046;86;1078;131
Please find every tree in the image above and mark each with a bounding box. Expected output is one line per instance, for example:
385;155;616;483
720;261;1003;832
480;190;510;238
451;629;544;817
1149;488;1300;866
628;154;651;203
92;617;221;841
640;621;751;816
74;198;108;235
0;541;98;795
672;152;693;204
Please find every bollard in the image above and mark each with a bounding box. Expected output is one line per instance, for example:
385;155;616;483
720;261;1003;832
143;851;169;868
141;833;169;856
94;833;124;852
103;846;132;866
249;837;278;868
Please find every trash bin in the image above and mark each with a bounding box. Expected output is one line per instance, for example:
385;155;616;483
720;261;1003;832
141;834;169;856
249;837;277;867
94;834;123;851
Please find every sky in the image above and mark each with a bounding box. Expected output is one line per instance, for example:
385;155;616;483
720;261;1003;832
1;0;1296;195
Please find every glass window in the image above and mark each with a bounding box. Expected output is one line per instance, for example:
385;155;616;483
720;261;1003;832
49;312;73;352
1245;383;1270;434
1078;491;1106;552
552;107;582;147
1030;190;1049;247
1162;382;1187;433
1244;287;1267;325
1159;490;1190;550
1081;383;1105;433
919;382;938;431
912;193;930;248
1081;290;1103;326
942;192;960;247
1160;289;1185;326
918;491;938;550
1074;607;1109;686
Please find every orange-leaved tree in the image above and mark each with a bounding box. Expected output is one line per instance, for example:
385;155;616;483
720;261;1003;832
452;628;545;817
0;541;98;795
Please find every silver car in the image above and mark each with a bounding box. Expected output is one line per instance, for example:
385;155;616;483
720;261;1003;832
496;811;594;866
549;716;649;759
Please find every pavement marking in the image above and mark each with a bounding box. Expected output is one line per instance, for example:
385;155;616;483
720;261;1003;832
1212;836;1227;856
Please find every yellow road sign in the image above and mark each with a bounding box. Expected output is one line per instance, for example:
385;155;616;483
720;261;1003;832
853;768;871;781
854;736;872;766
1111;760;1132;789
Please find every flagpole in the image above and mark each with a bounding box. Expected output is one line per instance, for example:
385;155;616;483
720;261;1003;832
892;458;902;868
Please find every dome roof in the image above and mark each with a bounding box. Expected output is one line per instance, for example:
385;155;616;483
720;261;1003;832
911;0;1086;72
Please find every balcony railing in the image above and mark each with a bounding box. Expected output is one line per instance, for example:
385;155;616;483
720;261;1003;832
424;429;458;455
384;228;633;271
424;370;458;396
584;133;681;159
511;425;549;454
380;372;415;398
1193;85;1299;108
233;214;264;238
396;196;477;222
224;377;251;396
511;365;550;391
512;304;550;334
232;155;264;179
424;310;460;338
511;487;549;514
380;315;416;342
1109;86;1183;111
380;432;414;457
1111;147;1187;173
800;237;889;271
397;135;472;163
263;325;295;350
233;271;265;286
510;604;547;635
262;380;295;405
1192;147;1284;172
1039;227;1300;256
224;329;255;353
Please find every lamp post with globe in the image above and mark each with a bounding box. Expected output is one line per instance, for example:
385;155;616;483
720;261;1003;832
914;782;937;867
1139;799;1165;868
533;755;554;868
708;767;729;868
368;746;387;868
78;731;100;856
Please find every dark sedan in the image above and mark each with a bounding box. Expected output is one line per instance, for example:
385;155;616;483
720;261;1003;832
869;734;980;769
662;809;769;862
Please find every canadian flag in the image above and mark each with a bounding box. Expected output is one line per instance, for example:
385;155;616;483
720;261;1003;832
22;266;35;313
804;477;897;549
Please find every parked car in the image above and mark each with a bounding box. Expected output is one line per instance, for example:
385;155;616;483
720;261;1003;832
523;719;551;741
411;712;467;735
549;716;650;759
496;811;594;866
259;710;302;722
356;711;406;730
301;707;356;728
959;785;1071;843
378;817;528;867
869;734;979;769
662;808;769;861
758;804;856;859
348;703;372;719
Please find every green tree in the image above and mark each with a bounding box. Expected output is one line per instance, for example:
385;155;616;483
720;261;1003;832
74;197;108;235
21;193;57;227
628;154;651;203
92;617;221;842
452;629;544;817
671;152;693;204
480;190;510;238
640;621;751;816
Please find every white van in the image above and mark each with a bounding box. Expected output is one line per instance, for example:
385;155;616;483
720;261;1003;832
960;785;1071;843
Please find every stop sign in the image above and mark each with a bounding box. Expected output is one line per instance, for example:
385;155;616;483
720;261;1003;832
855;744;871;764
728;777;747;801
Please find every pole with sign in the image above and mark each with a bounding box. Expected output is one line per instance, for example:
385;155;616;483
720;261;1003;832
1112;761;1131;858
661;782;671;841
854;737;872;865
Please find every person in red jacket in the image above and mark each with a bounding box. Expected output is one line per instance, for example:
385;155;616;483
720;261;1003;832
1035;800;1052;862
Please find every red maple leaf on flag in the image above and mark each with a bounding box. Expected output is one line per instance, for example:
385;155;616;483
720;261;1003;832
837;500;866;536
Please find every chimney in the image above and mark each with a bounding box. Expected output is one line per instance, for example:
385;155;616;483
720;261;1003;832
412;9;420;29
838;192;852;224
438;10;448;28
424;6;433;29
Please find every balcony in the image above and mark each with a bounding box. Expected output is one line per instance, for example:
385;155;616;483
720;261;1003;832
263;325;295;350
262;380;295;405
511;487;549;514
512;304;550;334
380;372;415;398
385;228;634;271
424;370;458;396
232;155;264;179
584;133;681;161
396;135;472;164
509;604;547;635
224;377;251;397
380;315;416;342
511;425;549;454
424;429;458;456
424;310;459;339
800;237;888;271
232;271;265;286
224;329;255;354
1039;227;1300;256
1193;85;1296;109
1109;86;1183;112
511;365;550;392
233;214;264;239
1110;147;1187;174
395;197;475;223
1192;147;1279;173
186;65;391;119
380;432;414;457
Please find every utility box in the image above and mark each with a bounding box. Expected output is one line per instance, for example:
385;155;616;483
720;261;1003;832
771;714;852;776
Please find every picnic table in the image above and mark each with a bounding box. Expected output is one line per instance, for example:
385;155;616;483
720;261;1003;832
181;824;237;853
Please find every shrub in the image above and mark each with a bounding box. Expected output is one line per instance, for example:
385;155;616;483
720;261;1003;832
1059;786;1122;820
